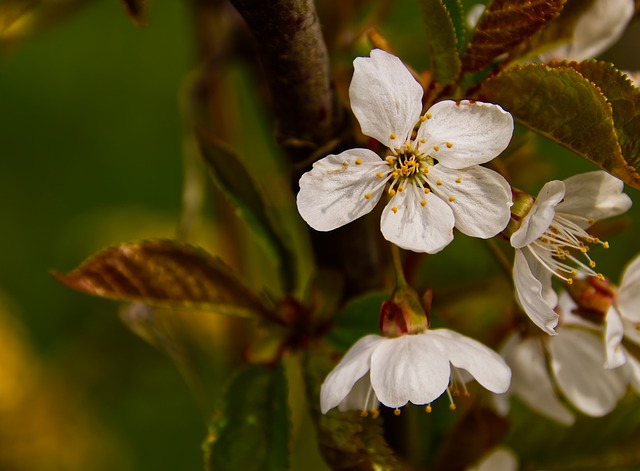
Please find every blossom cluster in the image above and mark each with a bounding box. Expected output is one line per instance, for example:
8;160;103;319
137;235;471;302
295;0;639;426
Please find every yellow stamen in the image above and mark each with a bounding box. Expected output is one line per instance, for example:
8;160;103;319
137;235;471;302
436;180;443;186
426;113;432;119
455;177;462;183
389;133;396;139
389;189;396;196
446;142;453;148
420;115;426;122
449;196;455;202
425;405;432;413
355;158;362;165
370;409;380;419
376;172;383;179
433;145;440;152
391;206;398;214
364;193;372;199
424;188;431;194
420;200;427;207
394;408;401;416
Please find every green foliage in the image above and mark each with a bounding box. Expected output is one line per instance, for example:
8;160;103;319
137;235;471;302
196;132;297;292
442;0;467;52
418;0;461;85
326;291;387;352
54;239;269;319
482;64;640;189
304;347;400;471
461;0;565;72
204;362;291;471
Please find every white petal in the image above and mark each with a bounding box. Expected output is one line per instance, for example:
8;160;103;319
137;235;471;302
623;348;640;393
337;373;379;412
369;335;450;408
320;335;384;413
617;253;640;323
510;180;564;248
297;149;388;231
541;0;634;61
555;171;632;227
604;307;626;369
467;447;519;471
622;316;640;347
548;328;629;417
380;187;454;253
427;164;512;238
503;336;575;425
350;49;423;147
428;329;511;393
416;100;513;170
466;4;485;29
513;249;559;335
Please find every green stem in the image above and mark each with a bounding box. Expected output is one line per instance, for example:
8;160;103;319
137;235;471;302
390;243;408;289
485;238;513;280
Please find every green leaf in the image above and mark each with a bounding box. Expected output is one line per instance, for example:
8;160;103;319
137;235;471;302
204;363;290;471
304;346;400;471
482;64;640;188
54;239;268;319
462;0;565;72
442;0;467;52
120;0;148;27
418;0;461;86
558;60;640;187
326;291;387;352
196;131;296;292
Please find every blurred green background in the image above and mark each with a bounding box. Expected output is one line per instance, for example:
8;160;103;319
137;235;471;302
2;1;640;470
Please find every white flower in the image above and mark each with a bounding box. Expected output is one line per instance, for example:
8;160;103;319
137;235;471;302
510;171;632;334
539;0;634;62
320;329;511;414
297;49;514;253
496;317;629;426
466;447;518;471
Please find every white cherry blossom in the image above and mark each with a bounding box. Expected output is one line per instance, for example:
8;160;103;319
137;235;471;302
539;0;634;62
297;49;514;253
320;330;511;414
510;171;632;334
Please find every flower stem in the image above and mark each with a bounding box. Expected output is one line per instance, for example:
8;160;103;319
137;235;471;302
485;238;513;280
390;243;409;289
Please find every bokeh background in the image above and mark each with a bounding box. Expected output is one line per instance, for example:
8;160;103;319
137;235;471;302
2;1;640;470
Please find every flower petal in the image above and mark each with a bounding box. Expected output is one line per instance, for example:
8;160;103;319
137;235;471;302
337;373;379;412
468;447;519;471
369;335;450;408
416;100;513;170
503;336;575;425
427;164;512;238
548;328;629;417
540;0;634;62
320;335;384;414
350;49;423;148
623;348;640;393
297;149;388;231
380;187;454;253
617;253;640;323
510;180;565;248
428;329;511;393
604;307;626;369
513;249;559;334
555;171;632;227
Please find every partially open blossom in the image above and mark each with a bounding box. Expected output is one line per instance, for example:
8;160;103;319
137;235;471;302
509;171;632;334
297;49;514;253
321;288;511;414
539;0;634;62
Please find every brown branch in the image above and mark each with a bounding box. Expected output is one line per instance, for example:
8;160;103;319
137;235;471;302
228;0;343;163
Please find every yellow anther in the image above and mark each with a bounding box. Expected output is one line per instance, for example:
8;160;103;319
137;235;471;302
389;189;396;196
455;177;462;183
386;156;395;163
603;242;610;249
364;193;372;199
424;188;431;194
588;218;595;225
376;172;383;179
360;410;368;417
449;196;455;202
398;186;405;192
391;171;399;178
589;261;596;268
449;404;456;411
567;278;574;285
420;138;427;143
390;133;397;139
436;180;443;186
394;408;401;416
370;409;380;419
423;167;429;174
420;200;427;207
406;143;412;151
581;247;588;253
426;113;432;119
420;115;426;122
355;158;362;165
446;142;453;148
425;405;432;413
433;145;440;151
597;273;605;281
571;270;578;276
391;206;398;214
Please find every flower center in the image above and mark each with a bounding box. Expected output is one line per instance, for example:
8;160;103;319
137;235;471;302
385;145;434;199
528;212;608;285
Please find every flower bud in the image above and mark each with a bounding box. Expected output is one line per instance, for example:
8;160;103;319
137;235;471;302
565;276;616;324
502;188;535;239
379;286;430;337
